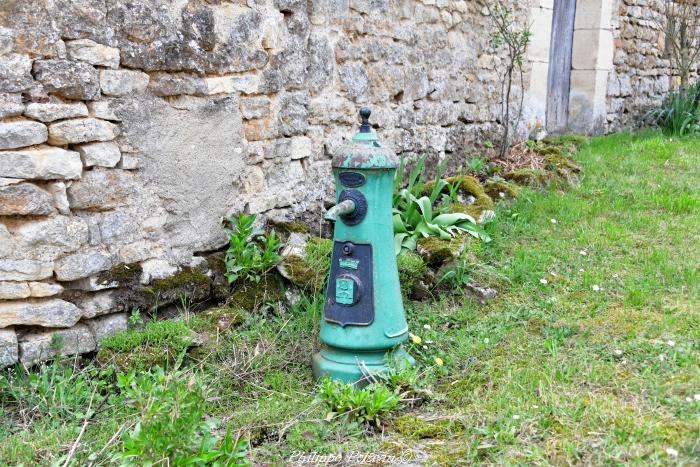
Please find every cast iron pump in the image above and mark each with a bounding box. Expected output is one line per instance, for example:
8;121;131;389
312;108;413;384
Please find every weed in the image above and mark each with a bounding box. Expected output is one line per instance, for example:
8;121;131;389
224;214;281;284
317;378;401;426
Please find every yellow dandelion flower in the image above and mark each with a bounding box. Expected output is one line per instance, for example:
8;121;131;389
434;357;444;366
409;333;422;344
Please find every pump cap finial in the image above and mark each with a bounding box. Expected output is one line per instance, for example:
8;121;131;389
359;107;371;133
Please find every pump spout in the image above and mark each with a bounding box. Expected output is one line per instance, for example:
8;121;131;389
324;199;356;222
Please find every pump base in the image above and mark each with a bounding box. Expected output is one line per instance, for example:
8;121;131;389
312;345;414;386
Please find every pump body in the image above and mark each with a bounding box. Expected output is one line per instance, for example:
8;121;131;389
312;108;413;384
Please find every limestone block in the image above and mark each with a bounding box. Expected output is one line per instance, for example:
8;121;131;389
48;118;118;145
72;290;123;319
203;75;259;95
339;63;369;100
140;259;178;284
54;251;112;281
575;0;613;30
76;141;121;168
289;136;313;159
0;182;55;216
66;39;120;69
0;298;82;328
119;240;163;264
0;93;25;118
240;96;271;120
87;100;121;121
244;119;277;141
569;69;610;134
278;92;309;136
0;328;18;368
572;29;614;71
0;259;53;281
0;281;31;299
85;313;127;344
148;73;203;96
67;168;131;210
65;275;118;292
13;215;89;260
528;6;553;63
0;54;33;93
33;59;100;100
0;121;48;150
118;154;139;170
28;281;64;297
100;69;150;97
24;101;89;122
0;224;11;257
0;147;82;180
19;324;96;365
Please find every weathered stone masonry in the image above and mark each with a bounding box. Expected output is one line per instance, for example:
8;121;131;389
0;1;681;366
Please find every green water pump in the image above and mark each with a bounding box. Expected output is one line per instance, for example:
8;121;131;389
312;108;413;384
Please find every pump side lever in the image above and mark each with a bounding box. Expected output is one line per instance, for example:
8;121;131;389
324;199;356;222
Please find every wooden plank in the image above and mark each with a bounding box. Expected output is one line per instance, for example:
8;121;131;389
547;0;577;133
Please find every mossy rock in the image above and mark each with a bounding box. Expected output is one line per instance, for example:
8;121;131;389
228;274;285;312
484;179;521;200
278;237;332;292
205;253;231;301
269;220;311;235
96;262;142;287
126;267;212;312
534;145;563;157
392;415;464;440
505;168;553;188
95;319;194;370
543;152;581;173
189;305;245;334
416;237;465;268
397;251;427;299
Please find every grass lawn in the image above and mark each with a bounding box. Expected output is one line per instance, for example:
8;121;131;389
1;131;698;465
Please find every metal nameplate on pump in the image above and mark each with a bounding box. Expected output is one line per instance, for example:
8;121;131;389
324;241;374;326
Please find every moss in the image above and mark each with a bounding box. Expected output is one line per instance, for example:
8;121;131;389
96;319;193;370
393;415;464;439
135;267;212;311
535;145;563;157
96;263;142;286
228;274;285;312
416;237;464;268
189;306;245;334
397;251;426;299
543;152;581;173
270;220;311;235
505;168;552;188
280;237;332;292
484;179;521;200
544;133;588;148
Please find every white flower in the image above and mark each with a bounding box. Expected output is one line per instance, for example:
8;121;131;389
579;250;587;256
612;273;619;278
694;394;700;401
484;338;490;344
512;414;520;420
659;354;666;361
579;268;585;273
686;397;692;403
550;272;558;277
550;219;557;224
532;405;539;409
592;285;601;292
667;340;676;347
540;278;548;285
666;448;678;457
614;349;623;357
423;324;432;330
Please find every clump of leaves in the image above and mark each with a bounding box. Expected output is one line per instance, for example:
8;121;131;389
224;214;281;284
648;81;700;136
317;378;401;426
393;158;491;254
115;366;249;466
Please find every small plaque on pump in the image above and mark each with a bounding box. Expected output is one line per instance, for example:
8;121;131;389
324;241;374;326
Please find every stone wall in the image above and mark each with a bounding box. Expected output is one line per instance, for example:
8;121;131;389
0;0;684;366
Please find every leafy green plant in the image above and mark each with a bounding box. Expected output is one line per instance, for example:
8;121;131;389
224;214;281;284
128;309;143;327
317;378;401;426
436;258;473;292
115;367;249;466
465;157;487;175
648;81;700;136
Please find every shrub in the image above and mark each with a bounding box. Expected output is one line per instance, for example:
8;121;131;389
115;367;249;466
648;81;700;136
224;214;281;284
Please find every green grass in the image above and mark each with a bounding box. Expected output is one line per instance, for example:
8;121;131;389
1;131;698;465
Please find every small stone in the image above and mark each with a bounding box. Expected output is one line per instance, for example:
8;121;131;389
76;141;121;168
28;281;64;297
203;75;259;95
0;298;82;328
289;136;313;159
33;59;100;100
244;119;277;141
48;181;70;214
0;93;25;118
0;121;48;150
240;96;271;120
0;259;53;281
118;240;162;263
54;251;112;281
48;118;118;145
0;182;55;216
85;313;127;343
148;72;203;96
0;328;18;368
67;168;131;210
140;259;178;284
100;69;150;96
19;324;96;365
117;154;139;170
339;63;369;100
0;147;82;180
66;39;120;69
24;101;89;122
0;224;11;257
0;281;31;299
613;349;624;358
0;54;33;92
